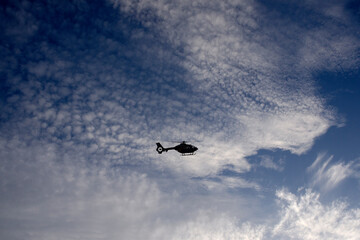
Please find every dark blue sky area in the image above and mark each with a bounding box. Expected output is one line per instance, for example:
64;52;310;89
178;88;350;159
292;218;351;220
314;69;360;158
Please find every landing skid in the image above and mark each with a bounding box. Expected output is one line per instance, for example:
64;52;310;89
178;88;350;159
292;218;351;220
181;152;196;156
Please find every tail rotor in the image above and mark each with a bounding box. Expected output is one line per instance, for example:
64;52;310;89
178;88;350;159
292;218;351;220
156;142;164;154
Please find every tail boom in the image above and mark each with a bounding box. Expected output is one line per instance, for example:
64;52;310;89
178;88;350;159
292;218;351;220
156;143;175;154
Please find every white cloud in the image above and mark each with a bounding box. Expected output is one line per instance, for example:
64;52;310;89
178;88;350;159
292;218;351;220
107;0;339;175
156;139;252;177
173;213;266;240
298;29;360;71
2;138;360;240
258;155;284;171
2;2;360;240
308;152;327;171
200;176;261;191
0;140;164;240
0;138;267;240
236;111;332;155
273;188;360;240
2;0;350;180
307;153;357;191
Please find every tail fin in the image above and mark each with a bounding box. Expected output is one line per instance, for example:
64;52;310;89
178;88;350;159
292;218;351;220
156;142;164;154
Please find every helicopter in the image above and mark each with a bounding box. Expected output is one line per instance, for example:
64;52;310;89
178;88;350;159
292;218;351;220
156;141;198;156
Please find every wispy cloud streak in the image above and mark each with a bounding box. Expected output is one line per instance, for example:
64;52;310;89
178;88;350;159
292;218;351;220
307;153;359;191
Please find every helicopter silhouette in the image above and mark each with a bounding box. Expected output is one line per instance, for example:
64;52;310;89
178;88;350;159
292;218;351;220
156;141;198;156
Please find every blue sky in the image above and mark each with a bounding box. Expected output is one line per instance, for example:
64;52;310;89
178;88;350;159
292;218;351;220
1;0;360;239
